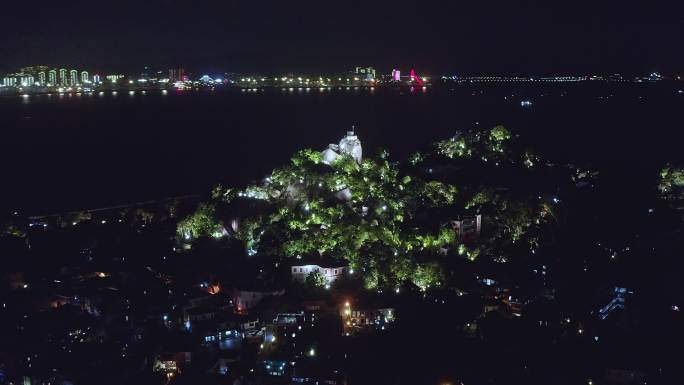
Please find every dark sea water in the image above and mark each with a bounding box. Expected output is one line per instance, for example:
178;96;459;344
1;83;683;214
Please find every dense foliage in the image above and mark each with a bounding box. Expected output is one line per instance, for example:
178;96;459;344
179;125;560;291
305;270;328;288
176;203;225;240
659;166;684;206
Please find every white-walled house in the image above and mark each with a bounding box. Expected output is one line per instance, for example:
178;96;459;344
291;264;348;284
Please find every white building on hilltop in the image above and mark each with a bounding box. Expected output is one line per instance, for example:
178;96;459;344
322;128;363;165
291;264;348;285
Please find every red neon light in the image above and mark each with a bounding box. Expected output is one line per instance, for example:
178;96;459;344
409;69;424;86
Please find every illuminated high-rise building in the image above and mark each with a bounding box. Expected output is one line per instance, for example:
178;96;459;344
20;74;34;87
38;71;46;85
169;67;185;82
106;74;124;83
59;69;68;85
3;77;16;87
93;74;101;83
81;71;89;84
70;70;78;85
48;69;57;85
20;66;49;76
355;67;376;80
5;73;35;87
392;69;401;81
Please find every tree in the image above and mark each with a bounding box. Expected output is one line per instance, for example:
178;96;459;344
136;208;155;224
181;124;561;291
436;136;471;159
177;203;224;240
58;211;91;227
306;270;328;288
412;262;444;291
227;150;462;288
659;166;684;208
489;125;511;142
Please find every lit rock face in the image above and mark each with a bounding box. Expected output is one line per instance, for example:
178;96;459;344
322;145;341;165
321;130;362;165
334;188;352;201
318;130;363;201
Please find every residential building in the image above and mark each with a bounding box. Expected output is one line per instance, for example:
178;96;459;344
341;301;395;334
451;214;482;243
59;69;67;85
153;352;191;375
69;70;78;85
231;288;284;312
48;69;57;85
291;263;348;284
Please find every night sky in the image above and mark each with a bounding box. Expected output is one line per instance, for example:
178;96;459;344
1;0;682;75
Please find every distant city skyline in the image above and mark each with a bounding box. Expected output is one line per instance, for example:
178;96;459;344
2;63;676;92
1;63;680;79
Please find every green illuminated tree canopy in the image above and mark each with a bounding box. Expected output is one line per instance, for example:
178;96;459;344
178;125;561;291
